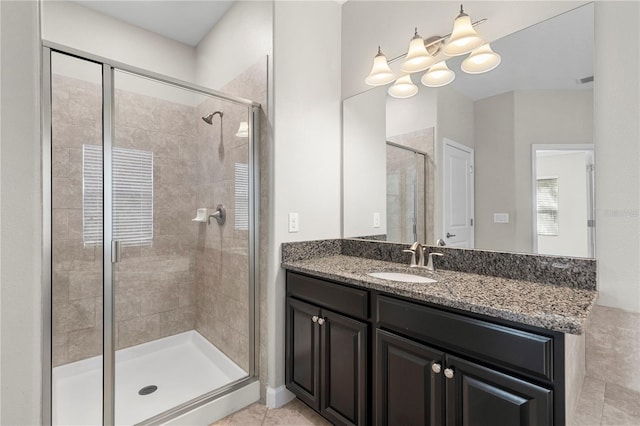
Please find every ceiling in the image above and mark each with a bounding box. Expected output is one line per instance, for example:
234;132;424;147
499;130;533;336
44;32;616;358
74;1;235;46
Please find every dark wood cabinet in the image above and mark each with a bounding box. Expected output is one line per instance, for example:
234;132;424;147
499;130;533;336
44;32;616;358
445;355;553;426
375;329;444;426
285;271;564;426
375;328;553;426
286;298;321;410
285;273;368;426
320;308;368;425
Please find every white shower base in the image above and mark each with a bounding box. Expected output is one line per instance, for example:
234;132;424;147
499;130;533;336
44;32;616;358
53;330;248;425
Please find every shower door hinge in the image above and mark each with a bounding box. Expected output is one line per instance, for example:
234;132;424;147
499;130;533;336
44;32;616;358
111;240;121;263
586;164;595;173
470;218;473;226
587;219;596;228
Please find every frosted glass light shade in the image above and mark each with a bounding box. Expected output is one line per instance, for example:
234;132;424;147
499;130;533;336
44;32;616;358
421;61;455;87
401;34;436;73
235;121;249;137
461;43;502;74
388;75;418;98
365;48;396;86
442;10;484;56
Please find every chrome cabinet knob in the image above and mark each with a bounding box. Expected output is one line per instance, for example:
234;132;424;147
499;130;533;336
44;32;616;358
317;317;325;325
444;368;455;379
431;363;442;374
311;315;318;323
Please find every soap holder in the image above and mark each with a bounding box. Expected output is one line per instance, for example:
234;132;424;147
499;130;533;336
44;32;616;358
192;208;208;223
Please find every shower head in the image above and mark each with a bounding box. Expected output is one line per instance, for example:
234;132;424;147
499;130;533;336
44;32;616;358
202;111;223;125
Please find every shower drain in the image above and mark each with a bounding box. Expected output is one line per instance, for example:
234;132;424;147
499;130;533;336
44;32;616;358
138;385;158;396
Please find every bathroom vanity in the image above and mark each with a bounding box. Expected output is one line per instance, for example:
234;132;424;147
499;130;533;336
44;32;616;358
282;240;597;426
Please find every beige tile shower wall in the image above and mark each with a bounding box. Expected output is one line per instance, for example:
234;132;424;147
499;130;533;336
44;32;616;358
51;74;199;366
113;86;198;351
52;74;104;366
195;60;267;373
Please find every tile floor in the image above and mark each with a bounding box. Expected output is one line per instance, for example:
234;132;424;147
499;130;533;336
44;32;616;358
212;399;330;426
572;377;640;426
214;378;640;426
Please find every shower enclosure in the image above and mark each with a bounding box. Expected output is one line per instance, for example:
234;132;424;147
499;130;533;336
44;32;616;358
43;45;260;425
386;142;427;243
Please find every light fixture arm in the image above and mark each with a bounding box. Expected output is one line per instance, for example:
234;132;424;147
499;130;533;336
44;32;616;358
386;18;487;65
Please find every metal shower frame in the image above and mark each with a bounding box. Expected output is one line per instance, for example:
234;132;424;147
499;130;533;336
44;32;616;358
41;41;261;426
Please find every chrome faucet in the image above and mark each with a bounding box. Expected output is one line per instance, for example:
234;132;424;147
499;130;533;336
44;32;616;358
403;242;426;268
426;252;444;272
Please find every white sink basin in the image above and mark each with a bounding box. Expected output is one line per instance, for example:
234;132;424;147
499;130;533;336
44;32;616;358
367;272;437;284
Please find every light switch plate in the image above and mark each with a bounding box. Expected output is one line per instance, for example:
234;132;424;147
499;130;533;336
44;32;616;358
373;212;381;228
494;213;509;224
288;212;299;233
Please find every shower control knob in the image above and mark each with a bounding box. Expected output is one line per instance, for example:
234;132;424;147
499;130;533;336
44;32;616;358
317;318;325;325
444;368;455;379
311;316;319;323
431;363;442;374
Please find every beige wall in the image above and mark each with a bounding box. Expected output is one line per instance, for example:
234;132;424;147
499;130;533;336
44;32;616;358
269;1;342;402
436;87;475;242
474;90;593;253
513;90;593;253
42;1;195;82
343;86;387;238
437;86;475;150
594;1;640;313
0;1;42;424
196;1;272;91
474;92;516;251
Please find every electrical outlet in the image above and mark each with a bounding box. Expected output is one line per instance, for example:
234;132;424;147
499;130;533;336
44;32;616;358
494;213;509;224
288;212;299;233
373;212;381;228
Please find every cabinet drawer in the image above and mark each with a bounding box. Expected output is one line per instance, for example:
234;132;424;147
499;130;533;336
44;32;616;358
376;295;553;381
287;272;369;320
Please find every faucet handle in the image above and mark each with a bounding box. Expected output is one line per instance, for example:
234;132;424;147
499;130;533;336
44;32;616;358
426;252;444;272
403;249;418;267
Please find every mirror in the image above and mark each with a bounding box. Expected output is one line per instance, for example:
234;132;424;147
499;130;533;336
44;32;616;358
342;3;594;258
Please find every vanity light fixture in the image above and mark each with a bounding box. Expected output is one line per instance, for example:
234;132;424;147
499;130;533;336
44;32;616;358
401;29;436;73
421;61;456;87
388;74;419;98
364;4;502;98
461;43;502;74
235;121;249;137
441;5;485;56
365;46;397;86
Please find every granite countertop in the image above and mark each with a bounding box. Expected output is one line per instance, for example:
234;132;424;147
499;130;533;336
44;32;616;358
282;254;598;334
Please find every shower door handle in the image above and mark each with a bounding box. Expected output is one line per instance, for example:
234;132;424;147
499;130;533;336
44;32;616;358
111;240;122;263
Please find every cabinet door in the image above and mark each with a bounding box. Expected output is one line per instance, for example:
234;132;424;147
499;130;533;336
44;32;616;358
286;298;321;410
445;355;553;426
320;308;368;426
375;329;445;426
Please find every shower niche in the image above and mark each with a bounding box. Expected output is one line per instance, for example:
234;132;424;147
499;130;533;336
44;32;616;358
46;49;260;425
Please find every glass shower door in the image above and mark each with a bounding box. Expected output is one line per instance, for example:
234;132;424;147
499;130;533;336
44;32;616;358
111;69;253;424
50;51;104;426
386;143;427;243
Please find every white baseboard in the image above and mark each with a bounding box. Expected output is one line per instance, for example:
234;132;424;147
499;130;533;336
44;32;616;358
165;380;260;425
265;385;295;408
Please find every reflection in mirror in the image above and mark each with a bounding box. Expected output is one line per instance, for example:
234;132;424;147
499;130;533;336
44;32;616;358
342;3;594;258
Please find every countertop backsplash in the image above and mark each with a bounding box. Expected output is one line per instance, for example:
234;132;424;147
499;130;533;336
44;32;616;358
282;238;596;290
